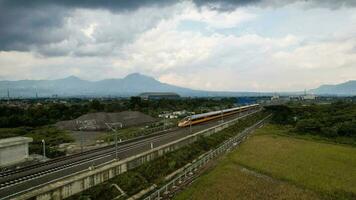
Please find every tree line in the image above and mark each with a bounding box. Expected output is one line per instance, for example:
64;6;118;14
0;97;237;128
265;101;356;139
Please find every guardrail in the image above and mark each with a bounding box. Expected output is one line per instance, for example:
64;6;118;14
143;114;271;200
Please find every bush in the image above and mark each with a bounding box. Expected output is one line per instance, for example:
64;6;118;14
265;105;293;125
296;119;321;133
266;102;356;145
337;121;356;137
321;126;338;138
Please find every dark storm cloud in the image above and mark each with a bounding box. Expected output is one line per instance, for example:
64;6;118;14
0;0;258;53
0;1;156;50
0;6;68;50
0;0;183;53
0;0;355;55
0;0;177;12
192;0;261;11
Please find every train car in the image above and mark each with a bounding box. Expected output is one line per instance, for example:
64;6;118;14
178;104;260;127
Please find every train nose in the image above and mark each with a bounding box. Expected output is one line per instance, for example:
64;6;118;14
178;120;189;127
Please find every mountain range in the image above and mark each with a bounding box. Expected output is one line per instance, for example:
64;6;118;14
0;73;355;98
0;73;263;98
310;80;356;96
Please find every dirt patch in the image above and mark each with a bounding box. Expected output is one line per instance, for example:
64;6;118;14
56;111;157;131
70;131;108;145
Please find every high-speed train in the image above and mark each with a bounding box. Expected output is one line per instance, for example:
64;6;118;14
178;104;260;127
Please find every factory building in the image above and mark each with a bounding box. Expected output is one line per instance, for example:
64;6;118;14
0;137;33;167
139;92;180;100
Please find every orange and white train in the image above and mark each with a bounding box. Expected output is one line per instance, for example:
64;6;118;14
178;104;260;127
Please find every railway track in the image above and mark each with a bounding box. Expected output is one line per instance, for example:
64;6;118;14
0;126;179;179
0;133;175;189
0;127;182;189
0;109;260;199
0;145;114;178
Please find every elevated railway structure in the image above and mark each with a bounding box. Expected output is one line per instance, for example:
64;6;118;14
0;105;260;200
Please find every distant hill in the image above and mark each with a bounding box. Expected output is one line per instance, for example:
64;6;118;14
310;80;356;96
0;73;265;98
2;73;354;98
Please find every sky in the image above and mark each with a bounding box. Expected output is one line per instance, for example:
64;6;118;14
0;0;356;92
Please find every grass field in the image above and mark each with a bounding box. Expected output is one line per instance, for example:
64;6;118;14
175;124;356;200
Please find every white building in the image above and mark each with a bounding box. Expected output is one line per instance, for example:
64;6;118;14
0;137;33;167
271;95;280;101
158;110;195;119
302;94;316;100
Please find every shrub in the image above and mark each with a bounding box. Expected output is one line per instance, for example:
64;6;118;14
296;119;321;133
321;126;338;138
337;121;356;137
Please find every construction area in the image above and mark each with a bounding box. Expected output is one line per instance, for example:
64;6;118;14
56;111;157;131
55;111;158;153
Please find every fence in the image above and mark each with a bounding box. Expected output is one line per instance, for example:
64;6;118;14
143;114;271;200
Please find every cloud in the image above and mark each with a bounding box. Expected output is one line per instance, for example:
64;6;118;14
111;18;220;74
108;5;356;92
1;0;355;55
0;2;180;57
1;0;356;92
0;0;179;55
273;38;356;69
191;0;260;11
180;5;256;28
109;13;310;91
0;4;69;52
0;0;177;12
192;0;356;11
0;51;120;81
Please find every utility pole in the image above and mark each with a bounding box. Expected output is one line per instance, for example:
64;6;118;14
220;109;224;123
189;116;192;134
41;139;46;159
80;127;84;153
7;88;10;104
106;122;123;160
163;116;166;131
76;120;84;153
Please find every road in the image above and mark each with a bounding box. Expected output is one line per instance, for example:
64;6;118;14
0;109;258;199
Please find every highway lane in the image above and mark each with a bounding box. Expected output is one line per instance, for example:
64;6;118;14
0;110;258;199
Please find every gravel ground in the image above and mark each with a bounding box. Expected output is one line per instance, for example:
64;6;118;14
56;111;157;131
